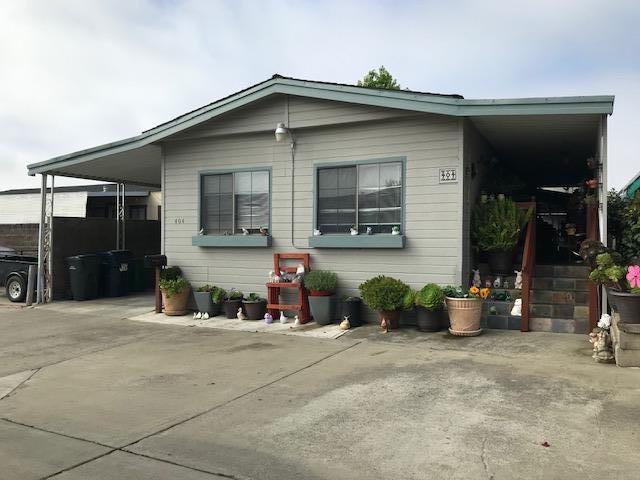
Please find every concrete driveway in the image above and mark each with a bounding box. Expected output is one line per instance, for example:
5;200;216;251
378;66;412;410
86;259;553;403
1;305;639;479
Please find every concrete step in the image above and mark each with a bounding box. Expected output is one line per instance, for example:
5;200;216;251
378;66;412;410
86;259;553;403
530;290;588;306
481;314;522;331
530;316;588;334
534;264;590;279
530;303;588;320
531;277;589;292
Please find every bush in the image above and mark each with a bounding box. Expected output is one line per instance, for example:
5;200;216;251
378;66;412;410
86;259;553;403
160;266;181;281
244;292;264;302
472;198;531;252
159;276;189;298
402;289;416;311
622;195;640;262
415;284;444;310
225;289;244;301
589;253;626;290
359;275;410;312
211;286;226;304
442;285;465;298
303;270;337;293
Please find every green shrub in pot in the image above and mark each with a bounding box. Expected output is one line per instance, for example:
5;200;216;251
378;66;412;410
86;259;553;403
159;275;190;316
223;289;244;319
359;275;410;330
193;284;225;316
242;292;267;320
414;283;445;332
304;270;338;325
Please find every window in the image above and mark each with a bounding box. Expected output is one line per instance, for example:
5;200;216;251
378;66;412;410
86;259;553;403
201;170;269;235
317;161;402;234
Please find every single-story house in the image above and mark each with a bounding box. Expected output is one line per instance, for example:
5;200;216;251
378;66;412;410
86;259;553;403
621;170;640;199
26;75;614;332
0;183;161;224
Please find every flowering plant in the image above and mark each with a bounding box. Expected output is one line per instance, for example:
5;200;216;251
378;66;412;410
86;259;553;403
443;285;489;299
627;265;640;292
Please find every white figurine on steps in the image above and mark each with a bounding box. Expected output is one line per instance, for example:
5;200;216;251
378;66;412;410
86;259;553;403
237;307;246;320
510;299;522;316
472;269;481;288
194;312;202;319
493;276;502;288
350;226;359;236
514;270;523;290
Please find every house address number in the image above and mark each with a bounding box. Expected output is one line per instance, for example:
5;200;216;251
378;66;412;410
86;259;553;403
174;217;185;224
439;168;457;183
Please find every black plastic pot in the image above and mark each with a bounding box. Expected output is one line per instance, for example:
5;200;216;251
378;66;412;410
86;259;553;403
243;300;266;320
223;299;243;319
194;291;214;315
342;298;362;326
416;306;445;332
608;290;640;324
488;249;514;274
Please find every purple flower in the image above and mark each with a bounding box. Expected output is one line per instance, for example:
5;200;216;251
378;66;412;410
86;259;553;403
627;265;640;289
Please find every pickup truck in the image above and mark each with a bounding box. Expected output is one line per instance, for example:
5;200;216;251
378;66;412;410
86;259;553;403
0;250;37;302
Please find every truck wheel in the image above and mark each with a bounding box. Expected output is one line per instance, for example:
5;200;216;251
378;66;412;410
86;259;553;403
6;275;26;302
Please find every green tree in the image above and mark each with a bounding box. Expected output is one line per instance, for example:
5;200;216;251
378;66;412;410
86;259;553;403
357;66;401;90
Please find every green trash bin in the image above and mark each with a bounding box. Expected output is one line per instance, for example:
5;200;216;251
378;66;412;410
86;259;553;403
99;250;132;297
67;254;101;300
128;257;145;293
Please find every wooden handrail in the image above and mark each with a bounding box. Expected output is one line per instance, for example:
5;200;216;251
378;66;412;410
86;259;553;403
517;201;536;332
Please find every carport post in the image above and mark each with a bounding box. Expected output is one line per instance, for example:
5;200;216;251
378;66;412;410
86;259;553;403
36;173;47;304
47;175;55;302
116;183;120;250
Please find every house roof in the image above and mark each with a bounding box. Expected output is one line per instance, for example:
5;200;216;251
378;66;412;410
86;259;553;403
621;170;640;198
0;183;158;196
27;74;615;184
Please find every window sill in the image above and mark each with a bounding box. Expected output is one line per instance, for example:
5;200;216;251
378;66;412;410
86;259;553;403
307;234;405;249
191;235;272;247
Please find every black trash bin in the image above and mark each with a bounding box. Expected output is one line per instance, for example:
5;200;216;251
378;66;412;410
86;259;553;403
67;254;101;300
99;250;132;297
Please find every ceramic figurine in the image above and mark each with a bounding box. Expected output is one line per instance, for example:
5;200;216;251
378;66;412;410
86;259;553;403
489;305;497;315
485;279;492;289
293;315;300;326
350;226;359;236
296;263;305;275
237;307;246;321
202;312;209;320
497;193;505;201
279;312;287;324
313;229;322;236
598;314;612;330
198;228;205;235
264;313;273;324
510;299;522;316
380;317;388;334
339;316;351;330
514;270;523;290
273;272;281;283
259;227;269;236
268;270;276;283
480;193;488;204
472;269;481;288
241;228;249;235
193;312;198;319
589;329;614;363
366;227;373;235
493;276;502;288
194;312;202;319
503;280;510;289
391;226;401;236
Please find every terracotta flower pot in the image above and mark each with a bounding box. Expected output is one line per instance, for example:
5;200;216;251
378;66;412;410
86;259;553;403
161;287;191;316
445;297;482;336
378;310;401;329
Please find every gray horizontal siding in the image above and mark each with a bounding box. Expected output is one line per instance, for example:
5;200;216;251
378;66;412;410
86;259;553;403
162;97;463;320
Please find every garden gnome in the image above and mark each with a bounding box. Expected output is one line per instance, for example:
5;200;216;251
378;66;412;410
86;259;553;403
510;299;522;316
264;313;273;324
514;270;523;290
472;269;482;288
589;329;614;363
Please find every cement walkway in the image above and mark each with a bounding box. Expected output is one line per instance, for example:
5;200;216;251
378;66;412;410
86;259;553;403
0;305;639;479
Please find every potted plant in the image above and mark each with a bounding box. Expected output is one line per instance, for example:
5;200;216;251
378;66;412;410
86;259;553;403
472;197;531;274
193;284;224;317
304;270;338;325
341;295;362;327
359;275;410;330
589;253;640;324
223;289;244;319
243;292;267;320
415;283;445;332
159;266;191;316
443;285;489;336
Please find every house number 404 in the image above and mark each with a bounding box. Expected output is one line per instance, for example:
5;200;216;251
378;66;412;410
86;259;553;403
174;217;185;224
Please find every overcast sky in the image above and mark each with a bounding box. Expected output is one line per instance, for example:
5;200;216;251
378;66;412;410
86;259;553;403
1;0;638;191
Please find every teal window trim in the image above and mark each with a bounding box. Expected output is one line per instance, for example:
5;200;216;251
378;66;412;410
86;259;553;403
195;166;272;247
308;234;405;249
312;157;407;247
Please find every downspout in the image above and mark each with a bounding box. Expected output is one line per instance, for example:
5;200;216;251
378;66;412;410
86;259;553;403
600;114;609;314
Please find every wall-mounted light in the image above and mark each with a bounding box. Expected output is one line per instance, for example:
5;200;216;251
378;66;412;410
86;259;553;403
275;122;289;143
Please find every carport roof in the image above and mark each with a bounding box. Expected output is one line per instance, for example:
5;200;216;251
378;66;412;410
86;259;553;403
27;74;615;187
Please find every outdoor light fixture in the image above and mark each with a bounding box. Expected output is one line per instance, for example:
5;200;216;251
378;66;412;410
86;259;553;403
274;122;289;143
